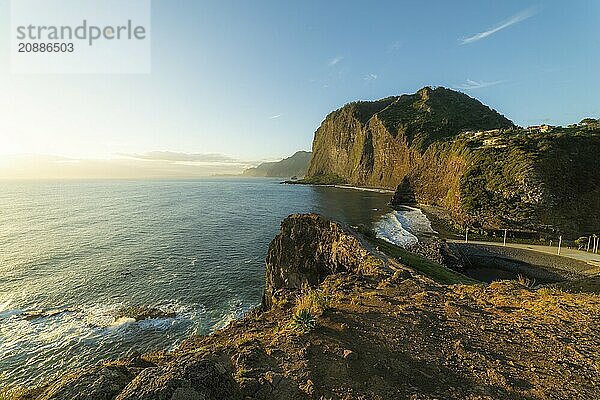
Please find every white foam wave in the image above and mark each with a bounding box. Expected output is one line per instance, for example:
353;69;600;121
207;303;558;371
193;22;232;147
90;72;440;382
108;316;136;327
0;298;13;313
394;206;437;236
374;207;437;248
212;301;254;331
374;212;419;247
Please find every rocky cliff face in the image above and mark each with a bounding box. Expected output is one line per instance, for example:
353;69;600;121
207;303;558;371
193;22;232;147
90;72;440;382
307;87;513;188
306;87;600;235
262;214;370;309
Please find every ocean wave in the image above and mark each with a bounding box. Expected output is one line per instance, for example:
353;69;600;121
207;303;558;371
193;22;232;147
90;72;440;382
212;300;255;331
374;212;419;247
0;299;207;386
393;206;437;236
374;207;437;248
0;298;13;312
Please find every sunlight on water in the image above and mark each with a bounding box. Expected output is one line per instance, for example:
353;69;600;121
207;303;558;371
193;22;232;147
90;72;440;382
0;178;392;387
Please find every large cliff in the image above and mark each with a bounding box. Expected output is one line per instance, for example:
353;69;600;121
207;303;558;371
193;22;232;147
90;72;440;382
305;87;600;235
9;214;600;399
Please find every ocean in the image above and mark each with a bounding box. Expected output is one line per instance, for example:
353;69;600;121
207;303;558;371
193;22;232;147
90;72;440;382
0;178;436;388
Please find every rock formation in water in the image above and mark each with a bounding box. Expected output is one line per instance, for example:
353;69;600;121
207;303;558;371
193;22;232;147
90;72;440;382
304;86;600;235
391;176;416;205
10;214;600;400
243;151;312;178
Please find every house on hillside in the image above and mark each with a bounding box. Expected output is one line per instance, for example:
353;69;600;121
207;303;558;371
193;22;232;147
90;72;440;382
526;124;553;133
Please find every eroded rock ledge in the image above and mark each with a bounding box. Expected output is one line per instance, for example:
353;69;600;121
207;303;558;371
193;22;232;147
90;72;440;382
9;214;600;400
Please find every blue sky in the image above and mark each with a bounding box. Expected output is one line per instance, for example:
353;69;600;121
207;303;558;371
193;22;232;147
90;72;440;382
1;0;599;177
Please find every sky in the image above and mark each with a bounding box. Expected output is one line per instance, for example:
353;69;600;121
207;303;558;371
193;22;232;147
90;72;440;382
1;0;599;178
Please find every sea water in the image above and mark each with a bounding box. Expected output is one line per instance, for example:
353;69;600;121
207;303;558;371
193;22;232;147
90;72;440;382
0;178;411;387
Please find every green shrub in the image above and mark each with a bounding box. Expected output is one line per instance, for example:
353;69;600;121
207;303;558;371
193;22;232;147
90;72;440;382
300;173;347;185
290;309;316;333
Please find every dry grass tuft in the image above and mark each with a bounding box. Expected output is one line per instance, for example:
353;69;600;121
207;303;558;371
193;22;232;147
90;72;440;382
517;274;536;289
294;285;329;317
361;254;384;275
287;286;330;333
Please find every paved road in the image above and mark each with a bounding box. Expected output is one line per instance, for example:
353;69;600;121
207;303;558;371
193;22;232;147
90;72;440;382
449;240;600;270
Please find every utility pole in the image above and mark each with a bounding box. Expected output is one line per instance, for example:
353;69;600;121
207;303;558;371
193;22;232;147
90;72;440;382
557;235;562;255
465;227;469;243
503;229;507;247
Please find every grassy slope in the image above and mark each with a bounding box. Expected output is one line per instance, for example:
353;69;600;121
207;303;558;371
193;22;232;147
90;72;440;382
366;236;478;285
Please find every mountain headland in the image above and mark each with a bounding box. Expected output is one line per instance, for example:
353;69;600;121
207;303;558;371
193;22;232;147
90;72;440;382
302;87;600;237
243;151;312;178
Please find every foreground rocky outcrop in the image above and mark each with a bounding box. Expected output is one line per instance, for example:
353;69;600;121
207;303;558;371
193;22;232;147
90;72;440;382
304;87;600;235
262;214;371;308
9;214;600;399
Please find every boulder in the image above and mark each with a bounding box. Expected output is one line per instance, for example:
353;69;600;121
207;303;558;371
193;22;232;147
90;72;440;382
115;357;239;400
37;365;135;400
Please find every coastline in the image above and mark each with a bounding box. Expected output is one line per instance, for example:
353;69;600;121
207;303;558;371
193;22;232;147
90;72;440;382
0;180;395;391
4;182;597;397
283;179;590;284
281;180;395;194
9;214;599;399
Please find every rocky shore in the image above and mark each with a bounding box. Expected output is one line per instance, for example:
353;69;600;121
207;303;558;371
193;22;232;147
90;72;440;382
7;214;600;399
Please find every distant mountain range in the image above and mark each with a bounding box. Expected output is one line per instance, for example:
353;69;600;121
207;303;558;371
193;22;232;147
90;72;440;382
243;151;312;178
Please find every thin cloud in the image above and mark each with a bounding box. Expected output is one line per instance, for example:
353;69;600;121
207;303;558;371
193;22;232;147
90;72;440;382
269;114;282;119
387;41;403;52
454;79;507;90
121;151;239;163
328;56;343;66
364;73;378;81
0;154;255;179
460;7;538;45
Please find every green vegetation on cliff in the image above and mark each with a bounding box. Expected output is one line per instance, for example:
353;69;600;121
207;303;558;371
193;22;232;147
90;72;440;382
305;86;600;236
297;173;347;185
